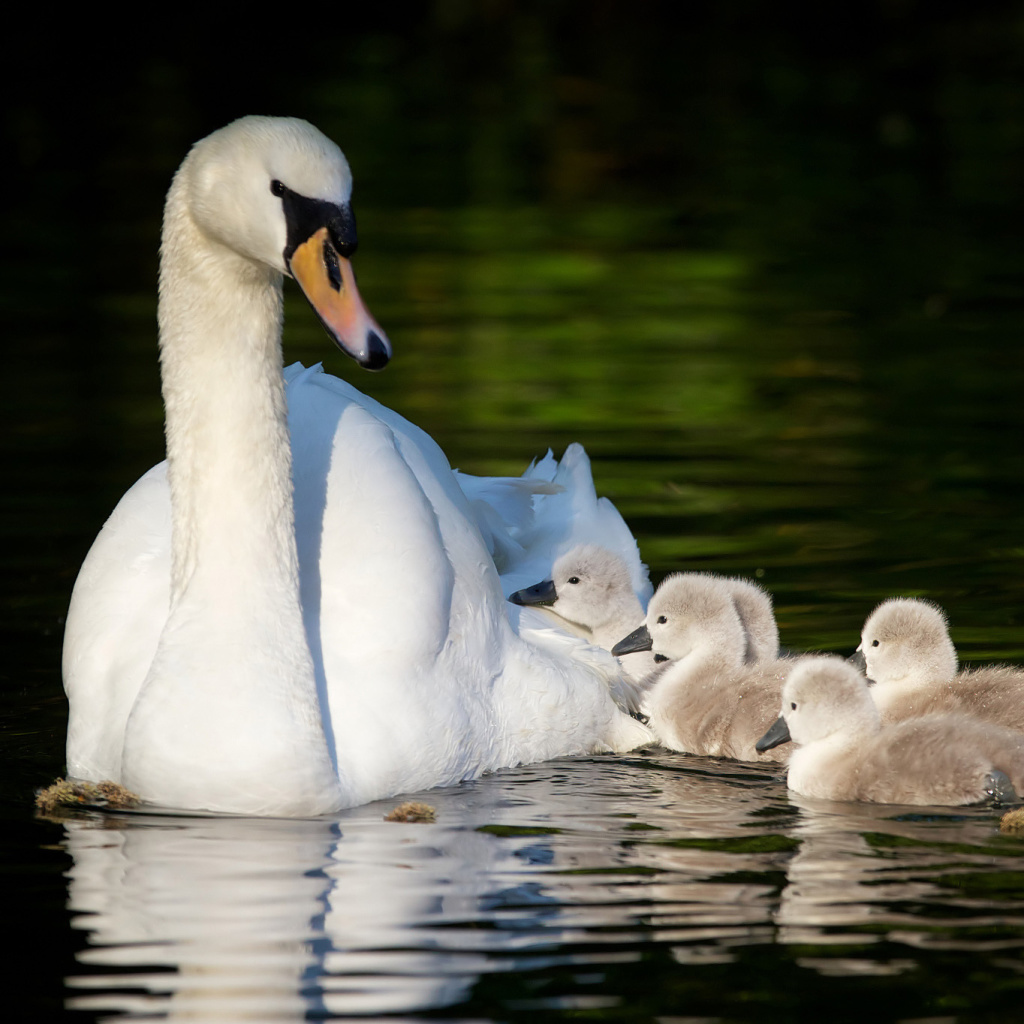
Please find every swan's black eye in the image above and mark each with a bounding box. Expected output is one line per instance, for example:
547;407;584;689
322;239;343;291
654;654;668;663
657;615;667;624
567;576;580;585
790;702;797;711
872;639;879;647
270;179;286;197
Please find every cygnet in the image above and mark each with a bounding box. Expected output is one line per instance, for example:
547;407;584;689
509;545;660;684
756;656;1024;805
612;572;792;761
855;597;1024;730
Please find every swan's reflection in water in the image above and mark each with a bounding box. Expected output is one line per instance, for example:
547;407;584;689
65;815;339;1019
775;793;1024;977
61;752;1024;1019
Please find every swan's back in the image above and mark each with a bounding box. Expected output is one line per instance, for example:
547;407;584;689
283;365;654;795
66;361;651;802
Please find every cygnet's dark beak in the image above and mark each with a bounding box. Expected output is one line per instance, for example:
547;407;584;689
612;624;653;657
509;579;557;607
846;648;872;683
755;715;791;753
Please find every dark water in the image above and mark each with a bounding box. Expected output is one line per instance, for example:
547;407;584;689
6;6;1024;1021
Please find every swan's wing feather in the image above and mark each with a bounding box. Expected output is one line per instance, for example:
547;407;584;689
63;463;171;780
500;443;652;603
286;364;650;798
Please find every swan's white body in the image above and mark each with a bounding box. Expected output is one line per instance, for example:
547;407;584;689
62;116;650;816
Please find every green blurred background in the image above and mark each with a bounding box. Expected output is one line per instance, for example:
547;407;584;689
6;8;1024;1016
5;1;1024;717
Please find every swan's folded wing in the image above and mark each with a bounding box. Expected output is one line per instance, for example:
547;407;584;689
63;462;172;781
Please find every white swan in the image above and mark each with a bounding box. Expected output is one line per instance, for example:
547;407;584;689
62;116;651;816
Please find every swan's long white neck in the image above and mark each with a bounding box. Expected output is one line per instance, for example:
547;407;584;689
159;174;296;604
118;159;344;815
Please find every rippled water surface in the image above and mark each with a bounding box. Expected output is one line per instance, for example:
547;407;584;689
46;758;1024;1021
6;7;1024;1021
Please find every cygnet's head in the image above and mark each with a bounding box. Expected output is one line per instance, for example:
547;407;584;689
759;656;880;752
509;544;635;631
613;573;746;663
857;598;957;687
169;116;390;369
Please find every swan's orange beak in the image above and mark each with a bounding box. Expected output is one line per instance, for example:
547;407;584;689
289;227;391;370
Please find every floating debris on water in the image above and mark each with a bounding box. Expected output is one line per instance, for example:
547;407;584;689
35;778;141;815
999;807;1024;834
384;801;436;823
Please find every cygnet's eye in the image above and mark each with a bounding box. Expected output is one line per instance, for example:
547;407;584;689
872;639;880;647
270;179;286;197
657;615;667;624
567;577;580;585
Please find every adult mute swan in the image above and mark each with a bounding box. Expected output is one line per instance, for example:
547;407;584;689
62;116;650;817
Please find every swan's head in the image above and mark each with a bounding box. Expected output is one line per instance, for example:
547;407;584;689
856;597;957;688
612;572;744;664
175;115;391;370
756;656;879;753
508;545;634;630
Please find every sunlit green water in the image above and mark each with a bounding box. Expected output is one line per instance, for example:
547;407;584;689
6;6;1024;1020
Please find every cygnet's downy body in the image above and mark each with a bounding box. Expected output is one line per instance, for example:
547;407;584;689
756;657;1024;806
508;545;661;684
612;573;791;762
856;598;1024;731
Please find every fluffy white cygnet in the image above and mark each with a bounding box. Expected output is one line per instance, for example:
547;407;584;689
756;656;1024;805
612;572;792;761
508;545;660;684
857;597;1024;730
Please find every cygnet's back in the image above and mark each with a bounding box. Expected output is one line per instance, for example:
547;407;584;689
509;544;659;684
723;576;780;663
859;597;1024;730
621;573;791;762
758;656;1024;805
